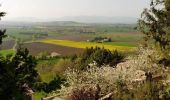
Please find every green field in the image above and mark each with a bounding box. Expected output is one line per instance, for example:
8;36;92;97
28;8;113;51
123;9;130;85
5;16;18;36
0;49;16;57
4;23;141;42
104;42;137;47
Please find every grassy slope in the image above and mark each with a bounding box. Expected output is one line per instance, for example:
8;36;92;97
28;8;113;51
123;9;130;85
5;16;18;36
0;49;16;57
34;91;47;100
34;58;61;99
36;58;60;83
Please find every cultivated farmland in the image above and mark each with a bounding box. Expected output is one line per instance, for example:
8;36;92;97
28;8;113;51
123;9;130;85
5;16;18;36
21;42;84;56
39;39;136;51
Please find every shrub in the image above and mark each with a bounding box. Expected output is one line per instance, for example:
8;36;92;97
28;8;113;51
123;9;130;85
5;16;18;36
35;75;66;94
56;66;120;99
79;47;124;69
67;84;100;100
37;52;49;60
53;58;75;74
54;46;170;99
113;80;133;100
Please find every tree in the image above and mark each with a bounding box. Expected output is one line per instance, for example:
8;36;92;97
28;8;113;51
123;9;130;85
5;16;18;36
0;9;39;99
0;8;6;44
138;0;170;64
0;8;65;99
139;0;170;49
0;48;40;100
79;47;124;69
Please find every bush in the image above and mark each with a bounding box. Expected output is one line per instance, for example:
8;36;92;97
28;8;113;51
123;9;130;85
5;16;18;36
79;47;124;69
54;47;170;100
35;75;66;93
57;65;170;100
53;58;75;74
37;52;50;60
67;84;100;100
56;66;119;99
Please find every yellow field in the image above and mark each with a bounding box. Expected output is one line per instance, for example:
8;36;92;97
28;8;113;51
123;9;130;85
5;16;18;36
39;39;136;51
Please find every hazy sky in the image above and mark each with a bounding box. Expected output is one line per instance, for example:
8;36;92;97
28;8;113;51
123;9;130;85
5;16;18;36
0;0;150;21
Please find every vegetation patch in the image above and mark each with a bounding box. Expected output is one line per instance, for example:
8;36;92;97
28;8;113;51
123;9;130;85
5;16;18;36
36;58;61;83
0;49;16;57
104;42;137;47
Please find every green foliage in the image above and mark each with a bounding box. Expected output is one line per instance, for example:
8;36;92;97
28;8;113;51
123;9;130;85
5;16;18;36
80;47;124;69
0;48;39;99
90;36;112;43
0;49;16;57
34;91;47;100
12;48;39;87
165;0;170;11
53;58;75;74
0;29;7;44
113;80;133;100
37;52;50;60
138;0;170;67
139;0;169;48
36;58;60;83
113;80;170;100
36;75;66;93
1;10;39;99
134;81;162;100
0;10;6;44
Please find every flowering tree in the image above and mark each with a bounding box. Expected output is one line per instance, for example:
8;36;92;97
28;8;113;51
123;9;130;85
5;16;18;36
138;0;170;65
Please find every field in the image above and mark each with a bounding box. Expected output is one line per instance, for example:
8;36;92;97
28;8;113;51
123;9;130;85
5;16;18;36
0;40;137;56
0;22;142;56
21;42;83;56
0;49;16;57
0;40;15;50
103;42;136;47
39;39;136;51
0;41;84;56
3;22;141;42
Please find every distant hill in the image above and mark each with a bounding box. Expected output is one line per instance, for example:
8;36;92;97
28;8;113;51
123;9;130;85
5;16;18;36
37;21;87;26
3;16;138;24
1;21;137;28
57;16;138;24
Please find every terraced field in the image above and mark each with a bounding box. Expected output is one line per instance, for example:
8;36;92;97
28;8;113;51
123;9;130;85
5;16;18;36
39;39;136;51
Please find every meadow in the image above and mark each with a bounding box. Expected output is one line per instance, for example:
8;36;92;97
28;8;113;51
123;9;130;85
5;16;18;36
0;49;15;57
36;58;61;83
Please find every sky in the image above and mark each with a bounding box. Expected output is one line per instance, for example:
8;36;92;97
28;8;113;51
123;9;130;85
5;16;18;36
0;0;150;21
